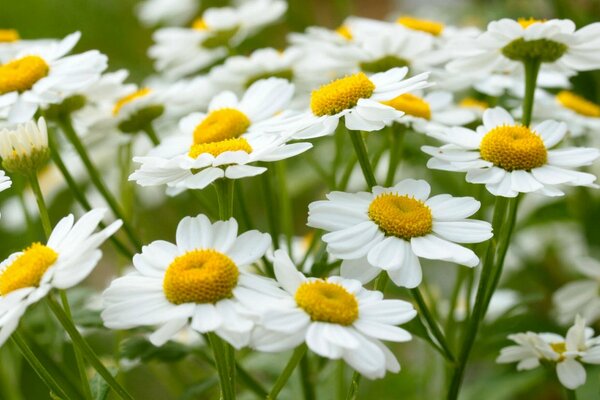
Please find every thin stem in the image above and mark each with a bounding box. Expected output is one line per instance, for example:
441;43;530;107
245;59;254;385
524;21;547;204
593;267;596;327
410;288;456;364
565;388;577;400
385;124;406;187
46;296;134;400
57;116;142;251
299;353;315;400
214;179;235;220
522;59;541;127
27;174;52;238
267;345;307;400
143;124;160;146
261;167;281;249
348;130;377;189
275;161;294;251
206;333;236;400
346;373;361;400
11;331;79;400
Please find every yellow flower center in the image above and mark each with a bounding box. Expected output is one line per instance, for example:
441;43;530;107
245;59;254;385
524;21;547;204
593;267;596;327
192;18;208;31
0;56;49;95
295;280;359;325
335;25;352;40
550;341;567;361
188;137;253;158
517;18;546;29
310;72;375;117
0;29;19;43
0;243;58;296
556;91;600;117
480;125;547;171
368;194;433;239
163;249;239;305
459;97;488;110
193;108;251;144
383;93;431;119
397;16;444;36
113;88;151;116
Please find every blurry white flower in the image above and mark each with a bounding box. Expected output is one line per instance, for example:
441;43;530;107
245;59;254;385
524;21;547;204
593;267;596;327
497;315;600;389
0;209;122;346
136;0;199;27
534;90;600;137
554;257;600;325
0;32;107;122
307;179;492;288
102;215;275;348
249;250;416;379
424;107;599;197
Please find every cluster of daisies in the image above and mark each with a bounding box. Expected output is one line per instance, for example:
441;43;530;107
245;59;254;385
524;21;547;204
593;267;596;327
1;0;600;397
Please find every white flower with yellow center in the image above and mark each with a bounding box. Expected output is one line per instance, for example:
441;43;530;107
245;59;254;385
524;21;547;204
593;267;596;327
553;257;600;325
307;179;493;288
135;0;198;27
129;78;311;193
497;315;600;390
101;215;275;348
0;117;50;175
447;18;600;75
149;0;287;79
288;67;430;139
0;209;122;346
423;107;600;197
249;250;416;379
0;32;107;123
534;90;600;137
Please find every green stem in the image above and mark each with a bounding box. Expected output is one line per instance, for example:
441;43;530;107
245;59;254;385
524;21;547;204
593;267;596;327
57;116;142;251
348;130;377;189
565;388;577;400
11;331;80;400
346;373;361;400
46;296;134;400
27;174;52;238
213;179;235;220
143;124;160;146
261;167;281;250
267;345;307;400
410;288;456;364
47;129;134;259
207;333;236;400
274;161;294;251
384;125;406;187
522;59;541;126
299;353;315;400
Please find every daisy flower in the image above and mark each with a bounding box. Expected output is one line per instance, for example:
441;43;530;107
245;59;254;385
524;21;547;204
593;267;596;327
497;315;600;390
307;179;493;288
447;18;600;75
135;0;198;27
0;32;107;122
129;78;312;193
0;117;49;175
0;209;122;346
553;257;600;325
249;250;416;379
288;67;431;139
535;90;600;137
423;107;600;197
101;215;276;348
149;0;287;79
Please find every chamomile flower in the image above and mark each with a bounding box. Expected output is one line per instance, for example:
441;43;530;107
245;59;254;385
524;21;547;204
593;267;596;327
307;179;493;288
249;250;416;379
447;18;600;75
424;107;600;197
535;90;600;137
553;257;600;325
0;209;122;346
288;67;431;138
101;215;275;348
149;0;287;79
497;315;600;390
135;0;198;27
0;32;107;122
129;78;312;193
0;117;49;175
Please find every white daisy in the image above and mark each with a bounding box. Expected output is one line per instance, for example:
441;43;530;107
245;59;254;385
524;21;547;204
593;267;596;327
0;117;49;175
554;257;600;325
287;67;431;139
0;32;107;122
129;78;312;193
535;90;600;137
307;179;493;288
497;315;600;390
149;0;287;79
135;0;199;27
101;215;277;348
423;107;600;197
0;30;58;63
447;18;600;75
249;250;416;379
0;209;122;346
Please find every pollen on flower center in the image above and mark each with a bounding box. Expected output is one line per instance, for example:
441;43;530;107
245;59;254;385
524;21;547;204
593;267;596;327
459;97;488;110
188;137;253;158
480;125;547;171
193;108;251;144
383;93;431;119
550;341;567;361
335;25;353;40
556;91;600;117
0;243;58;296
0;55;49;95
517;18;546;29
295;280;359;325
397;16;444;36
368;194;433;239
113;88;152;116
0;29;19;43
192;18;208;31
310;72;375;117
163;249;239;305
